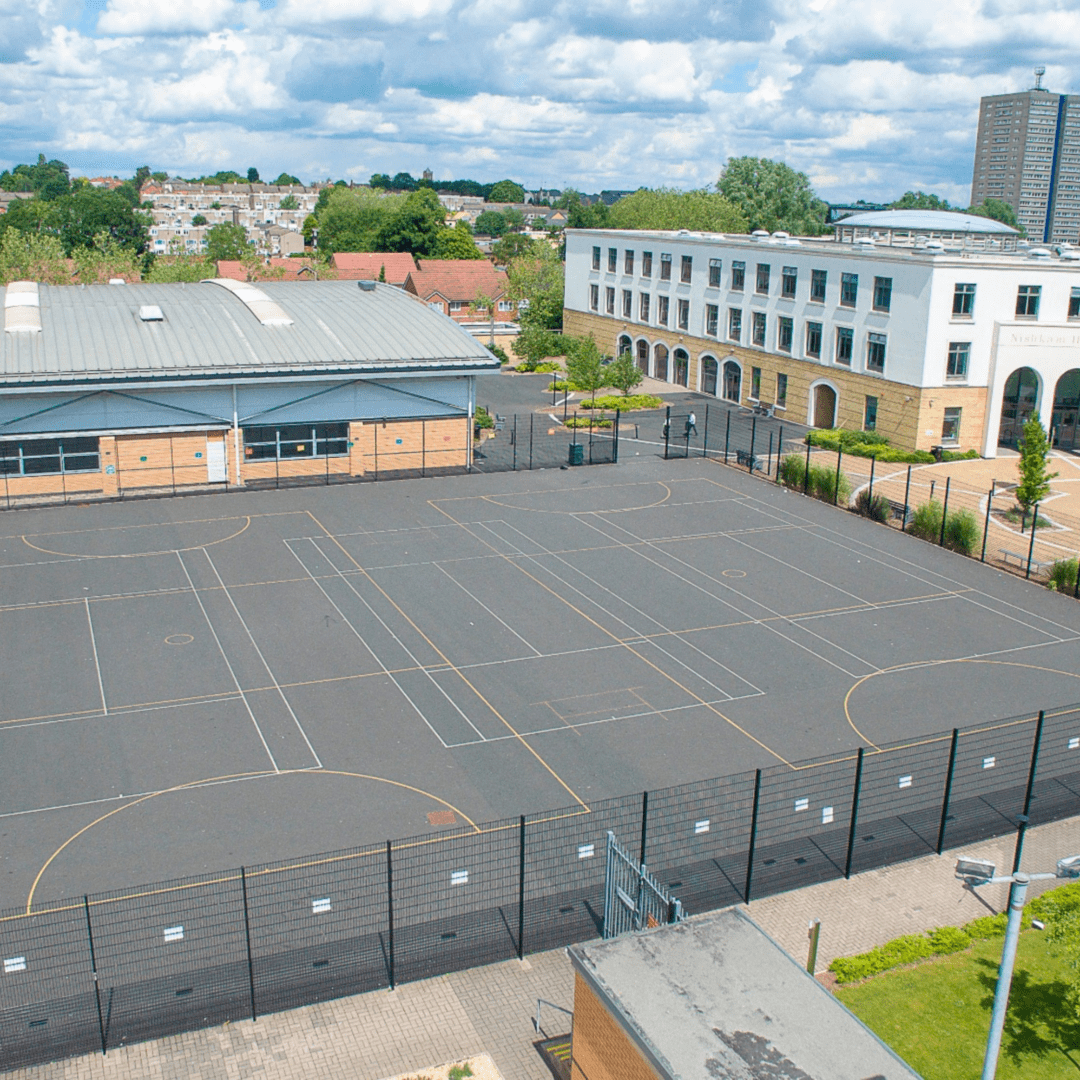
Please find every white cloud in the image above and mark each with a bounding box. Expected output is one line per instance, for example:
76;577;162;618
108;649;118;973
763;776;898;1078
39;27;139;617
97;0;247;36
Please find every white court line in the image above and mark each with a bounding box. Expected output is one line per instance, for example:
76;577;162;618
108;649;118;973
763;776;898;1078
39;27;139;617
0;693;247;734
433;563;543;657
176;550;281;774
202;549;323;771
84;597;107;716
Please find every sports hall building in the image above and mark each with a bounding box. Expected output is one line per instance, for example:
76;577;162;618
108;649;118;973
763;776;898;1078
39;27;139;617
0;278;498;501
564;210;1080;458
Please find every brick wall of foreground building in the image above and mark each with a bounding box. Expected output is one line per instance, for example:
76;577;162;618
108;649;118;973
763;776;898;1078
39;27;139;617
569;973;663;1080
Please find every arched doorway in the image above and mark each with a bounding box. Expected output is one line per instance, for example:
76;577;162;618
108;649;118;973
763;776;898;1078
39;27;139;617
1053;370;1080;449
636;339;650;376
812;383;837;428
617;334;632;357
701;356;718;396
998;367;1040;447
722;359;741;403
673;348;689;387
654;344;669;382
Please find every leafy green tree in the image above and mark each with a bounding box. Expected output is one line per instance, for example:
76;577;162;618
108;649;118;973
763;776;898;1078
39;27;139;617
556;189;609;228
506;243;564;330
247;167;260;183
0;154;71;199
134;166;152;188
607;187;748;233
314;187;403;252
718;157;828;235
273;172;302;186
514;324;564;368
889;191;952;210
0;229;68;285
1016;416;1058;515
151;171;169;182
1;188;151;255
391;171;418;191
492;232;538;264
302;213;319;246
377;188;446;255
434;221;483;259
205;222;251;262
369;173;392;189
474;210;508;236
565;335;605;403
502;207;526;231
488;179;525;203
279;194;299;210
70;231;142;284
144;246;215;282
605;350;643;396
191;213;208;226
968;198;1023;233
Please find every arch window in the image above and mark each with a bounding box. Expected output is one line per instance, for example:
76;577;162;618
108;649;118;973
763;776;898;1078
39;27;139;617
673;348;689;387
701;355;719;396
722;359;741;403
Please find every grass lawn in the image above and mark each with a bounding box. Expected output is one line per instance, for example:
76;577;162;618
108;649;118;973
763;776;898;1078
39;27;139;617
836;930;1080;1079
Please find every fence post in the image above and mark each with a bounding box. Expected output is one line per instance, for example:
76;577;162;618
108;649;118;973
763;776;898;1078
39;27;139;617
420;420;426;479
1026;502;1040;578
982;487;993;562
664;405;671;459
834;447;843;505
512;415;518;471
639;791;649;866
775;425;784;484
386;840;395;989
373;421;379;480
803;439;811;495
240;867;257;1021
937;728;960;854
529;413;534;470
844;748;865;880
867;454;876;503
702;404;709;458
169;438;176;497
767;431;773;477
613;410;620;464
1013;711;1045;873
724;410;731;464
938;476;951;546
901;465;912;531
518;815;526;961
1074;552;1080;599
83;896;107;1056
749;416;757;472
744;769;762;902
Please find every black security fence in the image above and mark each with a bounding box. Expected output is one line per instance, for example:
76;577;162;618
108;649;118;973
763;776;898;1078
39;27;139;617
3;704;1080;1070
471;410;619;473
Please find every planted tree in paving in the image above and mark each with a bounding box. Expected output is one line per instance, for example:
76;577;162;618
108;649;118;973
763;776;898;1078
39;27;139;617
605;350;643;396
1016;416;1057;526
565;335;605;405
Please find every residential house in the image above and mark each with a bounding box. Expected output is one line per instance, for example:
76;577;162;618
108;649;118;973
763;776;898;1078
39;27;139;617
403;260;514;322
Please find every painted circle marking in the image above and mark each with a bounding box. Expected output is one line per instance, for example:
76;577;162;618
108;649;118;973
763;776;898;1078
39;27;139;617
165;634;194;645
721;569;747;578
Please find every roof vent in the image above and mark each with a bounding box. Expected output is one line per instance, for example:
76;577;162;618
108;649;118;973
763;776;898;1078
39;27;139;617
854;236;875;246
357;280;376;291
108;278;126;286
924;239;945;253
4;281;42;334
139;305;164;321
202;278;294;326
751;229;770;241
1028;247;1052;259
770;231;790;241
1060;249;1080;261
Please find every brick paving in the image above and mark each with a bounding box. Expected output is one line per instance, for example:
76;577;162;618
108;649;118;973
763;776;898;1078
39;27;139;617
5;815;1077;1080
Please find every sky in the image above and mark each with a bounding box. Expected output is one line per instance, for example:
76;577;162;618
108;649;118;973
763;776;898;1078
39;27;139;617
1;0;1078;204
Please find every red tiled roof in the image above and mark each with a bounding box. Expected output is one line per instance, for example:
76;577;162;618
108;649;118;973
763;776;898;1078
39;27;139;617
404;260;508;303
216;258;318;282
331;252;418;284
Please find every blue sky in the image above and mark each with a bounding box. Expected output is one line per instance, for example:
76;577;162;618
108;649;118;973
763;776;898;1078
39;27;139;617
1;0;1077;203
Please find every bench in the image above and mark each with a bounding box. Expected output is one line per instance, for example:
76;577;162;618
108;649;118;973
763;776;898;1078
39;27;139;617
999;549;1054;575
887;499;913;526
751;402;774;417
735;448;763;472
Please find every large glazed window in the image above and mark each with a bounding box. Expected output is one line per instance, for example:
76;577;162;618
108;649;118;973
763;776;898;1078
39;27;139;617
244;423;349;461
0;437;100;476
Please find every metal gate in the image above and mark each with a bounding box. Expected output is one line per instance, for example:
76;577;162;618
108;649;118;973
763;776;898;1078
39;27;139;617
602;831;684;939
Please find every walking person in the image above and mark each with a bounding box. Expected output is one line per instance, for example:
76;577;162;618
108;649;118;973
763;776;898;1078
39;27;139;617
685;411;697;438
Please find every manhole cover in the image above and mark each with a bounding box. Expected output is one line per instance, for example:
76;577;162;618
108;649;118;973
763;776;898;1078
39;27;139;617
428;810;456;826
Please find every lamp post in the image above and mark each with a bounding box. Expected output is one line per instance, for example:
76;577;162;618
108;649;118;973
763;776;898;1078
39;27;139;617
955;853;1080;1080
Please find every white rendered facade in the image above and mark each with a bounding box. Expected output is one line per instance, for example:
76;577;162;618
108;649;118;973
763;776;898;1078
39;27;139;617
564;228;1080;457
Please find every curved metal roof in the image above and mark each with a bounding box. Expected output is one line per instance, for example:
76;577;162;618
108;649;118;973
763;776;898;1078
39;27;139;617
834;209;1018;234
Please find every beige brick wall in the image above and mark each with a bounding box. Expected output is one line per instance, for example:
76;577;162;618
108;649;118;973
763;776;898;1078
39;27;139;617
348;417;469;475
570;973;664;1080
115;431;229;489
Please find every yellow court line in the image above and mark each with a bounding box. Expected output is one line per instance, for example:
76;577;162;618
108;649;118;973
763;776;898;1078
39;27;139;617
305;510;589;810
431;479;678;505
476;482;672;516
9;509;307;542
21;517;252;559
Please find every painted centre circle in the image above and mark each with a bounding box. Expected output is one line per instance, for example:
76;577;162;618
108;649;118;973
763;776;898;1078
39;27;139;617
165;634;195;645
721;569;747;578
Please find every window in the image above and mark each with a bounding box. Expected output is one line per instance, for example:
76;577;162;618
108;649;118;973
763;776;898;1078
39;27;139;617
866;332;887;373
781;266;797;298
840;272;859;307
810;269;827;302
660;253;672;280
751;366;762;399
953;282;975;316
806;321;822;358
752;311;766;346
946;342;970;379
605;287;615;314
873;276;892;312
681;255;693;283
731;260;745;290
589;284;599;311
942;407;962;444
864;396;878;432
705;303;718;336
0;437;100;476
498;300;513;311
836;326;853;365
622;289;633;318
776;373;788;408
449;301;465;312
607;247;617;272
1016;285;1041;317
708;258;722;287
756;263;770;294
592;245;600;270
639;293;650;321
777;316;793;353
625;250;634;275
1070;287;1080;318
677;298;690;330
642;251;652;277
244;423;348;461
728;308;742;341
657;295;669;326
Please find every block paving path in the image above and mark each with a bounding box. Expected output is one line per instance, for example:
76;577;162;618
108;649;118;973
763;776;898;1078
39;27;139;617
5;815;1077;1080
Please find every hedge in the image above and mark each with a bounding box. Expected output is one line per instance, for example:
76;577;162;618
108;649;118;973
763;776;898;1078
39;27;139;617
807;428;979;464
579;394;663;411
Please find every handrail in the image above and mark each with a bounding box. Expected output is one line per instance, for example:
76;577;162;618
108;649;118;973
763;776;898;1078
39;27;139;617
535;997;574;1034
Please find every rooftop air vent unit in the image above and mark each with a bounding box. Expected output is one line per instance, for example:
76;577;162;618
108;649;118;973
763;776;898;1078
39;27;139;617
1028;247;1052;259
751;229;770;241
1060;250;1080;261
924;239;945;253
357;280;377;291
108;278;126;286
770;231;790;241
139;305;164;321
854;236;875;246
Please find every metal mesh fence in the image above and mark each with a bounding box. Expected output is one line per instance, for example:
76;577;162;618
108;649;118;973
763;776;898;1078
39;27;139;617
2;703;1079;1069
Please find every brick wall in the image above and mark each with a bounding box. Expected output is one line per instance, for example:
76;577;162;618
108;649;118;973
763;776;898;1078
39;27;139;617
114;432;229;490
348;417;469;475
569;973;664;1080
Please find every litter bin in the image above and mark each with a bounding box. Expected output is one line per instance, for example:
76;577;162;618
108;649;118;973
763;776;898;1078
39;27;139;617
930;444;944;462
568;442;584;466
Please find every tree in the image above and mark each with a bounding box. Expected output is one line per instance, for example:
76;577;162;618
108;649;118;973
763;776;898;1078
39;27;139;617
205;222;251;262
555;189;609;228
502;207;526;232
474;210;508;236
718;157;828;235
434;221;483;259
0;155;71;199
247;167;260;183
492;232;538;264
607;187;748;233
377;188;446;255
70;231;142;284
1016;416;1058;516
605;350;643;396
488;179;525;203
144;246;215;282
279;194;299;210
0;187;151;255
968;198;1023;233
191;213;208;226
506;243;564;330
514;324;564;368
565;335;605;403
391;171;418;191
369;173;392;189
273;172;302;186
0;229;68;285
314;186;403;252
889;191;952;210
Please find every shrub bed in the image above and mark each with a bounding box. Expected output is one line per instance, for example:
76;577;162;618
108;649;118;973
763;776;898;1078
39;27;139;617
1048;557;1079;593
807;428;979;464
579;394;663;411
855;490;890;522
